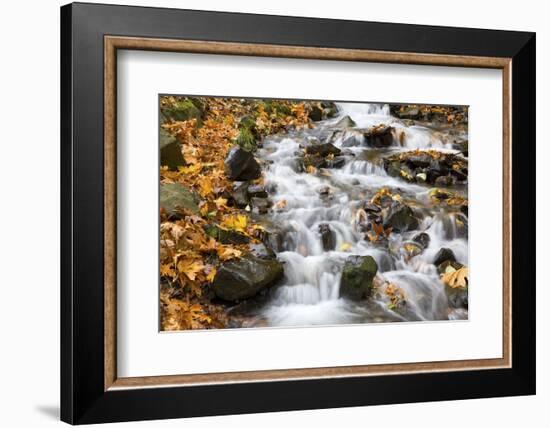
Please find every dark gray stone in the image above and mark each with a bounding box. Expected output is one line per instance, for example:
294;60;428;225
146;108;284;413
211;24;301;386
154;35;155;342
160;129;184;170
212;254;284;302
318;223;336;251
160;183;199;218
224;146;261;181
339;255;378;300
433;248;456;266
383;203;419;232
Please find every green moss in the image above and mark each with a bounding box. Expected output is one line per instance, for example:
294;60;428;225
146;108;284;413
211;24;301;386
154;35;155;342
235;127;256;152
161;98;203;125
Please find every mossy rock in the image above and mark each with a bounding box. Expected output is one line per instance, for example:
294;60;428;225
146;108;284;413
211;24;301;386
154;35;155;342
160;183;199;218
234;127;257;152
212;253;284;302
160;129;185;170
339;255;378;300
161;98;204;125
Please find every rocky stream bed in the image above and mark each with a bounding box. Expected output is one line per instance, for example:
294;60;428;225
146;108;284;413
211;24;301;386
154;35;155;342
161;100;469;329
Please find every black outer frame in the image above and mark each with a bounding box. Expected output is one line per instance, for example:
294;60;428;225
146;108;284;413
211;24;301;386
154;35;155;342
60;2;536;424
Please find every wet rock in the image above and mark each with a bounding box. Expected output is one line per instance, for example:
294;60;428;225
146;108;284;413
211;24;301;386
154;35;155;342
341;134;362;147
333;115;356;128
434;175;457;186
363;125;394;148
321;101;339;119
204;224;250;245
212;253;284;302
251;197;271;214
383;203;419;232
160;183;199;218
339;255;378;300
407;153;433;168
254;224;285;253
412;232;431;249
391;105;421;120
248;242;276;259
384;151;467;185
433;247;456;266
160;129;185;170
364;202;381;213
247;185;268;198
325;156;346;169
318;186;331;196
231;181;250;208
318;223;336;251
305;142;342;157
309;104;323;121
224;146;261;181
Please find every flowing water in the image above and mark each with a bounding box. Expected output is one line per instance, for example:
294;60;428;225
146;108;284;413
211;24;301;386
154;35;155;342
240;103;468;327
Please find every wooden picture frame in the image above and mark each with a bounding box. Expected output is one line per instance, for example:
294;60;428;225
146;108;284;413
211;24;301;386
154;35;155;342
61;2;535;424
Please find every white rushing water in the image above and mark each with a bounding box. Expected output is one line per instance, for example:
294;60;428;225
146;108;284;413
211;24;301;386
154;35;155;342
249;102;468;327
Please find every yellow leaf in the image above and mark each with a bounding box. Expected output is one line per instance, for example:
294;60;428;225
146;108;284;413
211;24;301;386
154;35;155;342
220;214;248;232
160;263;176;278
178;163;202;175
274;199;287;210
306;165;317;174
441;266;468;288
214;197;228;209
340;242;352;252
206;266;217;282
177;258;204;281
217;246;242;261
199;178;214;197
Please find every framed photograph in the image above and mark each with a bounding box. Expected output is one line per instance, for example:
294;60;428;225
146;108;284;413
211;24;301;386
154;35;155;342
61;2;535;424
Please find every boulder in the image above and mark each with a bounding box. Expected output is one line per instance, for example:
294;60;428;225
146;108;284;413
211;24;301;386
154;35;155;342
304;142;342;157
248;242;276;259
433;247;456;266
325;156;346;169
318;223;336;251
363;126;394;147
231;181;250;208
309;104;324;121
321;101;339;119
339;255;378;300
234;126;257;152
254;224;285;253
160;183;200;218
224;146;261;181
160;98;203;124
383;203;419;232
391;105;421;120
160;129;185;170
364;202;382;213
412;232;431;249
212;253;284;302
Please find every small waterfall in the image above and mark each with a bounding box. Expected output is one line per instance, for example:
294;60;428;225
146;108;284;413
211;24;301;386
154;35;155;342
251;102;468;326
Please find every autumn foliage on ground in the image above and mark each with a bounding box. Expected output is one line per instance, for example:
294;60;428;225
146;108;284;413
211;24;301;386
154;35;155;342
159;96;312;331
